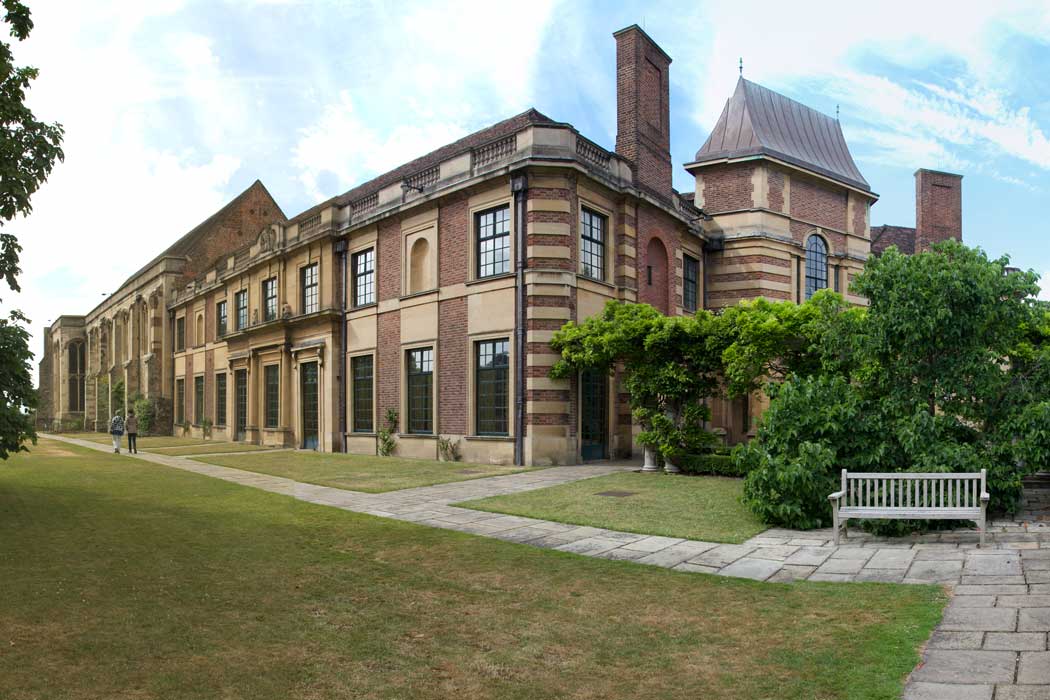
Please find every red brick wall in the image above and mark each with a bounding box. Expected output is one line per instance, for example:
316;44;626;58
636;205;682;314
699;164;754;213
377;217;402;301
852;195;867;238
181;182;285;279
377;311;400;430
790;174;848;233
438;298;466;434
438;194;468;286
614;26;672;199
769;168;786;212
204;350;214;422
915;169;962;251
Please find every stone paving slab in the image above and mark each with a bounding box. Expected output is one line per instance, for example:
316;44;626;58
43;435;1050;698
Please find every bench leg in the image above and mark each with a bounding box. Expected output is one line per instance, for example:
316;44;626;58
832;504;840;547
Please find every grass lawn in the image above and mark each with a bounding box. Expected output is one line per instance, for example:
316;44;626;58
457;471;768;544
0;439;944;700
192;450;532;493
61;432;210;449
143;442;278;456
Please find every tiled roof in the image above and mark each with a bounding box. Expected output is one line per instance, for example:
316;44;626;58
287;108;558;224
870;224;916;255
692;78;870;192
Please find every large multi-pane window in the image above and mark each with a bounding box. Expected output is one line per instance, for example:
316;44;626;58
352;249;375;307
476;204;510;278
67;342;85;412
235;290;248;330
475;339;509;436
580;207;606;281
406;348;433;434
262;277;277;321
301;263;319;314
805;235;829;300
194;375;205;425
175;378;185;425
216;300;227;337
175;317;185;351
683;254;699;312
215;372;227;426
264;364;279;429
351;355;374;433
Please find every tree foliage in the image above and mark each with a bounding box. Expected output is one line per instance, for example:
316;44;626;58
0;0;65;459
741;240;1050;529
550;302;723;460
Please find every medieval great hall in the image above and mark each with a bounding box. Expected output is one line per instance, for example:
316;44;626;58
37;25;962;465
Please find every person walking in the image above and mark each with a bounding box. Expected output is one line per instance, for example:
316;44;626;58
125;410;138;454
109;411;125;454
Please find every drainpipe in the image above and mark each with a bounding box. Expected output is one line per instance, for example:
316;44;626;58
334;237;348;453
511;171;528;466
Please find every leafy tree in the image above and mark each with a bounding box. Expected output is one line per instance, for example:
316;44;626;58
550;302;723;463
0;1;64;459
741;240;1049;528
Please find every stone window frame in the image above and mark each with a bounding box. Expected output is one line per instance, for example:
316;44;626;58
578;199;613;284
470;334;512;438
468;195;514;283
175;377;185;425
193;374;205;426
261;276;279;322
263;363;280;429
234;289;248;331
682;252;700;313
214;371;227;427
175;316;186;352
401;342;437;436
351;247;376;308
348;351;375;434
299;261;320;315
216;299;228;338
804;232;830;300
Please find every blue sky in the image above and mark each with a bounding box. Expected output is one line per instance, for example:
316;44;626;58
8;0;1050;366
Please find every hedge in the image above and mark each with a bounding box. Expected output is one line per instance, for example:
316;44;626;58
677;453;748;477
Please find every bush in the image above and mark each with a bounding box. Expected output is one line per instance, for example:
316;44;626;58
131;394;155;435
678;453;747;477
377;409;398;457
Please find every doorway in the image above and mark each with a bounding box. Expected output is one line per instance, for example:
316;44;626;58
580;368;607;461
300;361;319;450
234;369;247;442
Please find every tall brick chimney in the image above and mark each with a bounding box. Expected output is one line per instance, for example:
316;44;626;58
915;168;962;251
613;25;672;200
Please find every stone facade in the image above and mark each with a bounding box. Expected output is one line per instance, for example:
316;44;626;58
37;24;958;461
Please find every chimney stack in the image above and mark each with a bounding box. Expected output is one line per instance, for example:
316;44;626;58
613;25;672;200
915;168;962;251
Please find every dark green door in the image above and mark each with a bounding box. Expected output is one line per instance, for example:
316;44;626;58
580;368;607;461
300;361;319;450
234;369;247;441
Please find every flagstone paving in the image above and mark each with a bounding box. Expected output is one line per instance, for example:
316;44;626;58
44;434;1050;698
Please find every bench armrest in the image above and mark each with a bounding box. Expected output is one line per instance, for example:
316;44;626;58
980;492;990;503
828;490;846;502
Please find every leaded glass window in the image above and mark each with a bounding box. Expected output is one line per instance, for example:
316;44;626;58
264;364;279;428
580;208;606;281
301;263;319;314
475;339;509;436
352;249;375;307
476;205;510;278
683;254;699;312
406;348;433;434
352;355;374;433
805;235;829;300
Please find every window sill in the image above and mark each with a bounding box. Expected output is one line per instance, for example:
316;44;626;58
346;432;376;437
464;435;513;442
397;433;435;439
466;272;515;287
399;289;438;302
576;274;615;290
350;302;377;312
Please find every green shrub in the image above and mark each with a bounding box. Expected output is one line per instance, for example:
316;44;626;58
131;394;155;435
377;409;398;457
678;453;747;477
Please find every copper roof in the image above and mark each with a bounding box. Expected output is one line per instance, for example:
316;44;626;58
691;78;870;192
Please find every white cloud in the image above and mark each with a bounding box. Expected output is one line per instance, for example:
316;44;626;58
290;0;557;200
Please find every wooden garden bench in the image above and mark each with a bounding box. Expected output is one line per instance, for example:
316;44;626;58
828;469;989;547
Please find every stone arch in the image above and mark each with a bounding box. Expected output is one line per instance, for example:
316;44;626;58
409;237;431;293
644;236;670;314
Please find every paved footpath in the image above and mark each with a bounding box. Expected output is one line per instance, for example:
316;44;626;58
45;435;1050;699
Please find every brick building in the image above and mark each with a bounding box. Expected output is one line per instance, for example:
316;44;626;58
37;25;962;463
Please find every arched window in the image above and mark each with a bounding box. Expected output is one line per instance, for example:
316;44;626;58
804;235;828;300
409;238;431;293
67;341;85;412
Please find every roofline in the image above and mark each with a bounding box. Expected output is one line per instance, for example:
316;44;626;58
915;168;964;179
612;24;672;64
684;152;879;200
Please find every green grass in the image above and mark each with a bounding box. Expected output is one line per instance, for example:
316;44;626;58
62;432;210;448
0;439;945;700
144;442;277;456
192;450;532;493
458;471;769;544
